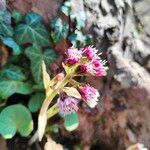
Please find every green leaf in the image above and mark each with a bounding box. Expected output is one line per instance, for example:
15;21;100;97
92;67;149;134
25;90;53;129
64;112;79;131
0;9;13;36
63;87;81;99
28;93;45;112
50;18;62;28
0;104;33;139
68;30;86;47
47;124;59;133
0;80;33;99
0;76;4;82
14;12;50;47
0;36;22;55
11;10;22;24
50;18;69;43
85;35;94;45
71;11;86;30
60;1;71;16
0;65;26;81
42;61;53;97
32;82;44;91
25;44;57;83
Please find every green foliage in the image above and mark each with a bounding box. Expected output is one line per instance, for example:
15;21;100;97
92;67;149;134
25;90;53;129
60;0;71;16
0;36;22;55
0;10;57;102
0;80;33;99
12;10;22;24
25;44;57;83
68;30;93;47
0;65;26;81
59;0;93;47
28;93;45;112
0;104;33;139
0;9;13;36
14;12;51;47
46;124;59;134
71;11;86;30
64;112;79;131
0;0;93;139
50;18;69;43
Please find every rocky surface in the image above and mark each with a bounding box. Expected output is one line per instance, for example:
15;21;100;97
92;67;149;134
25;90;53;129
134;0;150;34
79;0;150;149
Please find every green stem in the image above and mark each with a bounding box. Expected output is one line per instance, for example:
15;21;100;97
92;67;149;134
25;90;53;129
35;64;78;144
28;131;38;145
69;79;81;87
47;103;58;119
39;73;70;116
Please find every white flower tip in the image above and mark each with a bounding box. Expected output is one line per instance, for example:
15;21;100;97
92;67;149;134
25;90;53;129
87;101;98;108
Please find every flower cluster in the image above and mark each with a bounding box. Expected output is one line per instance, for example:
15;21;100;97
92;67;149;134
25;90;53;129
80;84;100;108
39;47;108;140
83;46;99;60
65;46;108;76
58;96;78;115
81;59;107;76
57;46;108;115
65;47;82;64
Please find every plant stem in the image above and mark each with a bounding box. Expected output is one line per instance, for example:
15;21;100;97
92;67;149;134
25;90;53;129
28;131;38;145
47;103;58;119
35;64;78;143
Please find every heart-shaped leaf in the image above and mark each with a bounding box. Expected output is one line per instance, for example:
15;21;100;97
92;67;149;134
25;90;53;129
60;1;71;16
25;44;57;83
50;18;69;43
68;30;85;46
0;9;13;36
28;93;45;113
64;112;79;131
0;37;22;55
0;80;33;99
14;12;50;47
0;104;33;139
11;10;22;24
0;65;26;81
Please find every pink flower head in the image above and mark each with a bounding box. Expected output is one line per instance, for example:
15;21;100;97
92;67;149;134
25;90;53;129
58;96;78;115
65;47;82;64
83;46;99;60
80;84;100;108
81;59;107;76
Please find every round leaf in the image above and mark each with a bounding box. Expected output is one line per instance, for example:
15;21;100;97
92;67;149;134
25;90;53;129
64;112;79;131
0;80;33;99
0;104;33;139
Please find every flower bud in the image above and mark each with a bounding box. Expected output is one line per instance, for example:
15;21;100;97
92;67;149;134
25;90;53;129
65;47;82;64
80;84;100;108
57;96;78;115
